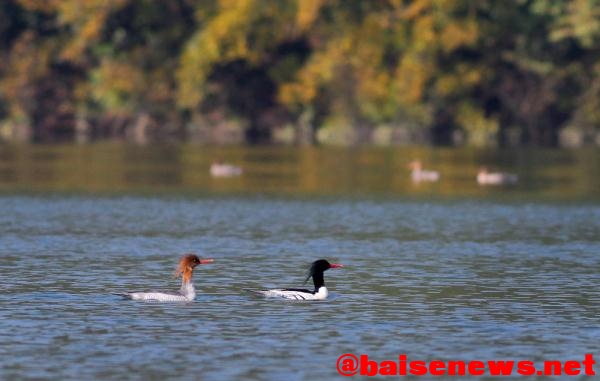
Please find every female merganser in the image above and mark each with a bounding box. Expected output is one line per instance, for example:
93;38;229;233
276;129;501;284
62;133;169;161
251;259;344;301
408;160;440;182
477;167;518;185
210;161;242;177
115;254;214;302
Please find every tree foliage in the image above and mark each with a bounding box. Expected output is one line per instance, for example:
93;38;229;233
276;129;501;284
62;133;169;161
1;0;600;145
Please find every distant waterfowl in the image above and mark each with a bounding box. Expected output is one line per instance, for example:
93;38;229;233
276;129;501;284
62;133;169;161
115;254;214;302
249;259;344;301
408;160;440;182
477;167;518;185
210;161;242;177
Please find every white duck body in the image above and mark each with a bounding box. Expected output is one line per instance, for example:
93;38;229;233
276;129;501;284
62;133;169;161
210;162;242;177
408;161;440;182
127;280;196;302
477;168;518;185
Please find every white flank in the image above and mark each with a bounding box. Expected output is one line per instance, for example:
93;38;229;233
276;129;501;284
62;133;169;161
477;172;518;185
210;163;242;177
411;169;440;182
129;292;191;302
257;287;329;301
126;280;196;302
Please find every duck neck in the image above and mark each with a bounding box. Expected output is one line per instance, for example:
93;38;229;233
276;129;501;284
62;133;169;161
180;279;196;300
312;272;325;292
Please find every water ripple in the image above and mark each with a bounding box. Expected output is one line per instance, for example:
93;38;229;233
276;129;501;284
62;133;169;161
1;196;599;380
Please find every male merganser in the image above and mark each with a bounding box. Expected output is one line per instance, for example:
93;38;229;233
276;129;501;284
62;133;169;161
408;160;440;182
210;161;242;177
477;167;518;185
115;254;214;302
250;259;344;301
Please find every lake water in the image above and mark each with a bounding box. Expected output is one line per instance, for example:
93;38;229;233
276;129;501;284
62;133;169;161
0;144;598;200
0;145;599;380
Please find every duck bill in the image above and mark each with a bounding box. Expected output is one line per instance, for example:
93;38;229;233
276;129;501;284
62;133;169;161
200;259;215;265
330;263;344;269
